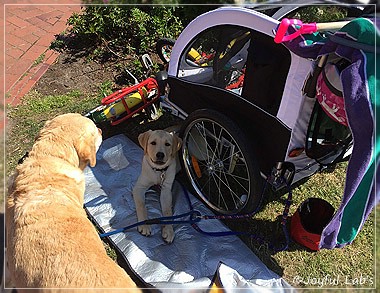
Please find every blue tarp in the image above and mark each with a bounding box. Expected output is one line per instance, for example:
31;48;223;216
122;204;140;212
83;134;292;291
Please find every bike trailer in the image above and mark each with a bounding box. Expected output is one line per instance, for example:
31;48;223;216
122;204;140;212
161;6;379;249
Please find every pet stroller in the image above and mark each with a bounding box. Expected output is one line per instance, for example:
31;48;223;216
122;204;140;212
158;4;378;249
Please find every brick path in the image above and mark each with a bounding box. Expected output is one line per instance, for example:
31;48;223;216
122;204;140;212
2;0;83;131
1;1;83;274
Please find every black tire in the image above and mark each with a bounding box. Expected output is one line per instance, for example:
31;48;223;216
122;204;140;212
156;38;175;64
179;109;263;215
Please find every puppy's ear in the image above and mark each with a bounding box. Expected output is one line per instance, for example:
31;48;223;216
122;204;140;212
171;134;182;156
138;130;152;154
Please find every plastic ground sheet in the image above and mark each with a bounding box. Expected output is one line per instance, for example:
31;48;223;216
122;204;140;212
84;134;292;291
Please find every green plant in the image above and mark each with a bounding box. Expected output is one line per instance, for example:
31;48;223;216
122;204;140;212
292;5;348;22
49;39;65;51
126;59;145;81
128;7;183;53
59;4;234;61
65;6;183;60
98;80;115;98
6;90;99;173
33;53;45;66
49;32;67;52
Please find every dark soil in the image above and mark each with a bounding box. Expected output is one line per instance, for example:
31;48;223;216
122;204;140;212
34;50;180;144
34;54;118;97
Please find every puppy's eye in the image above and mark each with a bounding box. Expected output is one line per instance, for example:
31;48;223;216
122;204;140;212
151;141;156;145
165;143;171;147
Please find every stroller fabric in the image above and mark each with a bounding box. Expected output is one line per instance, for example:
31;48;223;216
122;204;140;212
316;60;348;126
282;17;379;249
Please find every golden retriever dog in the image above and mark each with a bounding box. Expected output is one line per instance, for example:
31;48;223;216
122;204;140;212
6;113;141;292
133;130;182;243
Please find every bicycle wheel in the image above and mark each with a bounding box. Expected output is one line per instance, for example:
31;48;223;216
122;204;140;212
180;109;262;215
156;38;175;64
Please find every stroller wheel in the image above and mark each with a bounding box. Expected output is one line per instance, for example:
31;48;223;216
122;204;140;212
180;109;262;215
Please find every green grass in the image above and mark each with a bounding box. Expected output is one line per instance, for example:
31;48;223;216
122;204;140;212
33;53;45;66
273;167;375;289
243;163;376;290
6;90;99;172
5;90;376;290
97;80;115;98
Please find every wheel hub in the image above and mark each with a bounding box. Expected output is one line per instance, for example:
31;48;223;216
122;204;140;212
207;159;224;174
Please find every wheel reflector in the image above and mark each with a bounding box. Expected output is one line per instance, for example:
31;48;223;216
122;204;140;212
191;155;202;178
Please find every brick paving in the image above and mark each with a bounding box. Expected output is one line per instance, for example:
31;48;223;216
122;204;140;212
2;0;83;131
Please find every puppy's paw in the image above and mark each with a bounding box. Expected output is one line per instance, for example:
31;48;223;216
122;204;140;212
138;224;151;236
162;225;174;243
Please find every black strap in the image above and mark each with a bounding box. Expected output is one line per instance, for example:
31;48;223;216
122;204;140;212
18;152;29;164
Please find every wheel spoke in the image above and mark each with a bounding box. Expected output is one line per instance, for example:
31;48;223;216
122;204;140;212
199;172;212;194
198;121;210;162
220;169;239;209
227;172;250;183
210;171;229;210
212;170;241;209
222;150;242;164
225;173;249;195
211;122;223;163
197;122;220;163
182;113;256;215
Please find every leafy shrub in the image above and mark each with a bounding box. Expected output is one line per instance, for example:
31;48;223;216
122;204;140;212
292;6;348;23
55;1;236;62
65;6;183;59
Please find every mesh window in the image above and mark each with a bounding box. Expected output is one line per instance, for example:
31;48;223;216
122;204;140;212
305;101;352;166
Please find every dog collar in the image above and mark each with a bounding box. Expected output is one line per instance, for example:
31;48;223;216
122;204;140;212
18;152;29;164
151;165;169;187
152;165;169;173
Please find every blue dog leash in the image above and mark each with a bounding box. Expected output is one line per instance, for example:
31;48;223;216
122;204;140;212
99;184;292;252
98;210;201;238
99;179;293;252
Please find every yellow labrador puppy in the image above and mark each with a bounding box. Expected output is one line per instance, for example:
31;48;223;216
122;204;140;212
6;113;140;292
133;130;182;243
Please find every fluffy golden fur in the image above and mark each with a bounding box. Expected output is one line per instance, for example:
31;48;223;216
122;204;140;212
132;130;182;243
6;113;140;292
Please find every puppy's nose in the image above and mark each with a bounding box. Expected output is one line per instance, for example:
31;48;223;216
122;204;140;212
156;152;165;161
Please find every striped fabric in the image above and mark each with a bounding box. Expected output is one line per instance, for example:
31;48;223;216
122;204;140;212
282;18;379;249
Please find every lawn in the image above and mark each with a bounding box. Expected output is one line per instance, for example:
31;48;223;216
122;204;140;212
4;4;378;290
5;84;377;290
